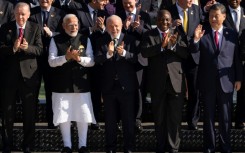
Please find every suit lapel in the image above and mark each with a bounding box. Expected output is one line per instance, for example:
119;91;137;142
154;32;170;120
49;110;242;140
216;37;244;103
226;9;237;31
152;28;161;45
47;7;55;26
118;33;124;45
12;23;17;44
220;28;228;53
84;6;93;26
172;4;185;35
187;6;194;35
36;8;42;25
135;10;140;22
24;21;31;43
207;29;217;53
239;8;245;33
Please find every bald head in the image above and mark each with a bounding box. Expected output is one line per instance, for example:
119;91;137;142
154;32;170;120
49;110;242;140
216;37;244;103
157;9;172;32
62;14;79;37
14;2;30;27
106;15;123;38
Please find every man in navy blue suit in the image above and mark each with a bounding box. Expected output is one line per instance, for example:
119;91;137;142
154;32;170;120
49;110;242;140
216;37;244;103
190;3;242;153
167;0;205;131
223;0;245;130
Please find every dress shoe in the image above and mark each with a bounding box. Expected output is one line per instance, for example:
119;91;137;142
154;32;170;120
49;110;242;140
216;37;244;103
90;123;101;130
203;150;215;153
169;149;178;153
23;147;31;153
135;119;143;131
78;146;89;153
61;146;72;153
235;122;245;129
188;124;199;130
124;150;132;153
48;123;57;129
106;150;116;153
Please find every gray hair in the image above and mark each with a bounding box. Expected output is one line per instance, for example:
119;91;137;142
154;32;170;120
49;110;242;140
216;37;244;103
14;2;30;12
63;14;78;24
209;3;226;14
106;15;122;26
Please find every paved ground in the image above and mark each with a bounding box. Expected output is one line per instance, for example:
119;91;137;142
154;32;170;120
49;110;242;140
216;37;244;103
12;152;245;153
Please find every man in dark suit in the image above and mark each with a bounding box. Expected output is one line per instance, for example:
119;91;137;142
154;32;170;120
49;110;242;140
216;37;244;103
141;10;188;153
223;0;245;130
190;4;242;153
0;0;14;146
117;0;152;130
75;0;109;130
28;0;65;129
0;2;42;153
137;0;158;22
0;0;15;27
167;0;205;130
95;15;138;153
0;2;43;153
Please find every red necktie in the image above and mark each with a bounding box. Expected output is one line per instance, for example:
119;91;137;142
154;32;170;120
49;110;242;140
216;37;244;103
214;31;219;49
19;28;23;42
162;32;166;39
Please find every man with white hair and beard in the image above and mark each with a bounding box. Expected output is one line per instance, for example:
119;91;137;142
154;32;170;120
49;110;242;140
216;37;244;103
48;14;96;153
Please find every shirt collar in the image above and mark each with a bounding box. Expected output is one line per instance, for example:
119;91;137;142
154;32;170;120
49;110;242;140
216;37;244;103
157;28;169;35
16;22;27;29
176;2;188;13
41;6;51;12
229;5;241;13
111;33;121;40
126;7;137;16
212;26;223;35
87;4;95;13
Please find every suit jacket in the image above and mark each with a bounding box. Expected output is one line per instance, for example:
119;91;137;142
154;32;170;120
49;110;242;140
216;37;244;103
76;4;108;51
141;28;189;95
0;0;14;27
168;3;204;64
95;33;138;93
190;27;242;93
76;5;109;36
138;0;158;19
116;9;152;42
0;21;43;87
29;6;65;36
223;6;245;37
29;6;65;51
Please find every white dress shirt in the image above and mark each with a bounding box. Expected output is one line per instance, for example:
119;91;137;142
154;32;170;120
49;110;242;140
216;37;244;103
176;2;188;31
229;6;241;32
48;35;96;126
48;37;95;67
212;26;223;50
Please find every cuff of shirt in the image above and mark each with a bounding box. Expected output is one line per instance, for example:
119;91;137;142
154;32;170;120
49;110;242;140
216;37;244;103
106;52;113;59
63;55;68;62
13;47;17;53
121;50;126;57
170;44;177;50
194;39;200;43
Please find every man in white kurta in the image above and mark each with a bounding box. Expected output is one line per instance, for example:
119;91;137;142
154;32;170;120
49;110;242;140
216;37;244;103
48;14;96;153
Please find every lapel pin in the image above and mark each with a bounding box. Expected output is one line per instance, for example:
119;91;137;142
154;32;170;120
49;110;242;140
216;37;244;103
243;15;245;18
0;11;3;15
190;11;193;15
226;31;228;34
51;13;55;17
